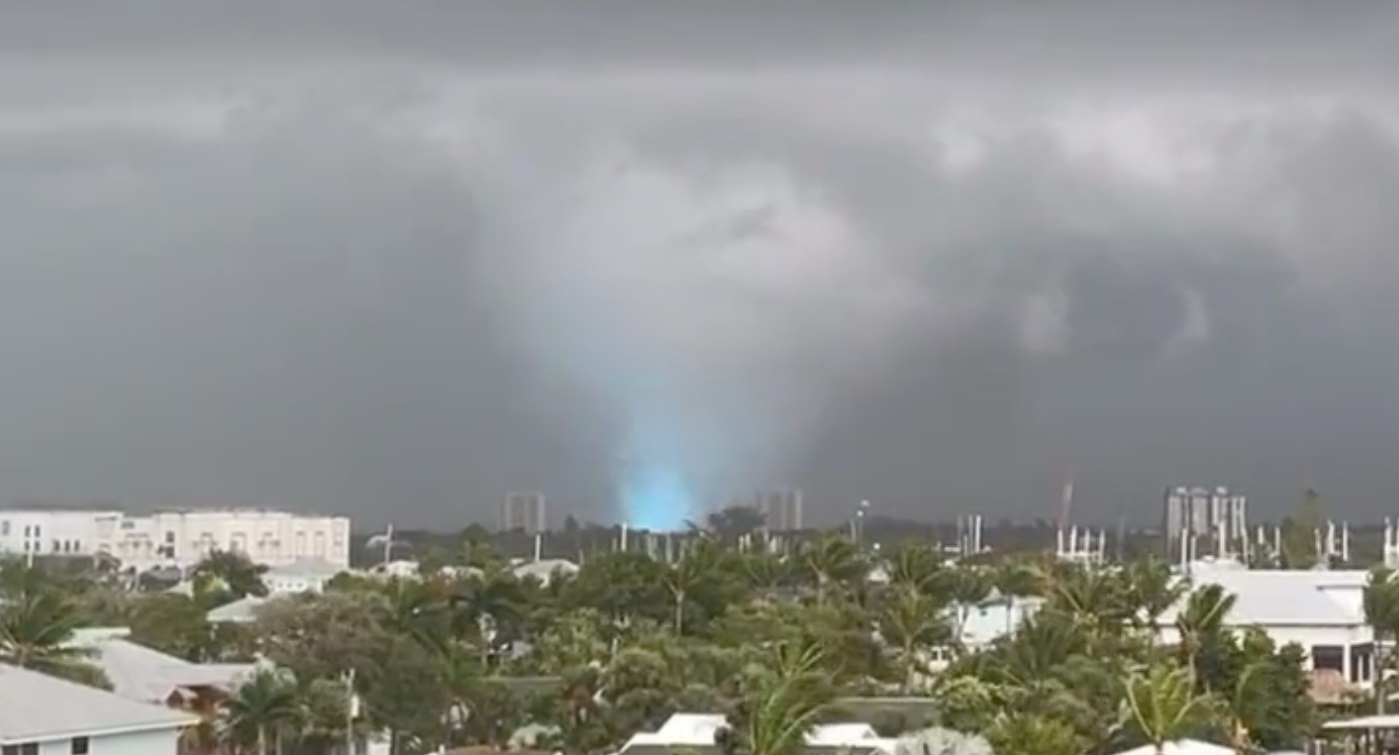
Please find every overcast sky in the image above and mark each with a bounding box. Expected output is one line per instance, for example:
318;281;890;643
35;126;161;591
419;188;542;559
2;2;1399;528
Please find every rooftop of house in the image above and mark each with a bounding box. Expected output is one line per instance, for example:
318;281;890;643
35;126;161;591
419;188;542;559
0;663;196;744
66;633;256;703
1165;565;1369;627
206;595;269;624
621;713;895;755
265;558;345;579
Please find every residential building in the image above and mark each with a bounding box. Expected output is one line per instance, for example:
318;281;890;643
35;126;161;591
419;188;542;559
206;596;268;625
499;492;547;534
261;557;345;594
0;507;352;571
753;488;803;531
204;595;270;626
67;628;255;704
1159;561;1375;693
0;662;195;755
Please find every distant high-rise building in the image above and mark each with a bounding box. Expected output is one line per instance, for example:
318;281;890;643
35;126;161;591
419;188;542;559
1162;486;1247;563
754;489;803;531
500;492;547;534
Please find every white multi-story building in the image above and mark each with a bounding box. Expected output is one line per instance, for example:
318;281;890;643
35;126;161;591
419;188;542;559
0;508;124;559
0;508;351;570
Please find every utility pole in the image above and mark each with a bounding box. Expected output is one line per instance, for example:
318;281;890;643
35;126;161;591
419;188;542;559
344;668;358;755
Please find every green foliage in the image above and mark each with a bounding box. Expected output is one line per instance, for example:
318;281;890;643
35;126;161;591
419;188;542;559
0;525;1326;755
1280;489;1324;569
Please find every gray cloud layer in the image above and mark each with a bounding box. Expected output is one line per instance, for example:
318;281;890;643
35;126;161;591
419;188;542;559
3;2;1399;527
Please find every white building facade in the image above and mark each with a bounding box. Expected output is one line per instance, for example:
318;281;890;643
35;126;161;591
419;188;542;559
0;508;351;571
1160;561;1376;691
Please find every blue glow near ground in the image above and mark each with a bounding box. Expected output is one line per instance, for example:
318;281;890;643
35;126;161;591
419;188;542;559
620;465;693;531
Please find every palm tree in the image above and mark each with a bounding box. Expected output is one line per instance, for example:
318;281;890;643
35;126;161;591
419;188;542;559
878;587;952;693
795;536;863;605
449;568;526;663
718;642;836;755
944;567;992;643
741;551;792;596
663;536;723;635
885;544;946;596
1125;557;1187;642
0;564;109;688
1364;567;1399;715
1119;663;1219;754
225;666;303;755
986;714;1081;755
1173;583;1236;685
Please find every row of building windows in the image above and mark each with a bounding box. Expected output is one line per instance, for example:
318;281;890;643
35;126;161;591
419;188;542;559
1;736;87;755
18;538;82;553
0;521;41;538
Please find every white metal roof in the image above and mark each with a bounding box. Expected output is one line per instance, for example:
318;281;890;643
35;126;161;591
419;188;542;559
88;638;254;702
206;595;268;624
265;558;344;579
1323;714;1399;730
0;663;196;744
1163;568;1367;627
1112;739;1234;755
621;713;892;753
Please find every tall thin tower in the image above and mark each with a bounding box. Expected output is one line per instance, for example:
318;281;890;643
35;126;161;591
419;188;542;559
1057;475;1075;531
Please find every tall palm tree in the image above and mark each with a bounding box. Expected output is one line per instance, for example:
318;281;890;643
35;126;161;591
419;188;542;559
225;666;303;755
1173;583;1236;685
944;567;992;643
1119;663;1219;755
795;536;864;605
663;536;722;635
885;544;945;596
449;568;525;663
878;587;952;693
1364;567;1399;715
1125;557;1187;642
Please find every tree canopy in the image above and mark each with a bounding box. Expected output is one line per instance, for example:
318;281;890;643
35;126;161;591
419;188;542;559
0;531;1325;755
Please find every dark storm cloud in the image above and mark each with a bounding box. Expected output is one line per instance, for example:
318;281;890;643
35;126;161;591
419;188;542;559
3;2;1399;526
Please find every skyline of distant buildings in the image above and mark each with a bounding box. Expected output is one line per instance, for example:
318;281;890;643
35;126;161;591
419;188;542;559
1162;485;1249;563
752;488;805;531
500;491;548;534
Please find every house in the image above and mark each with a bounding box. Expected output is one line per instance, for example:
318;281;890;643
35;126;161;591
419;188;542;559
1159;561;1375;692
72;634;256;704
618;713;897;755
262;558;344;595
0;663;196;755
205;595;268;625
